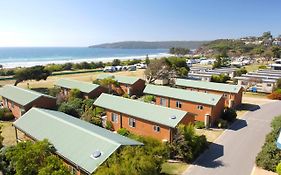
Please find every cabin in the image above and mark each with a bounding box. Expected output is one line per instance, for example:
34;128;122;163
175;79;243;108
13;108;143;175
55;79;106;99
97;74;145;96
143;84;224;125
94;93;194;142
0;85;56;118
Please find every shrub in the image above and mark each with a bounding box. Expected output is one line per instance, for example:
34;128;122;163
221;107;237;122
277;162;281;175
68;89;83;99
276;79;281;89
258;65;267;69
58;103;80;118
211;74;230;83
117;128;131;136
48;87;60;97
194;121;205;129
143;95;156;103
268;89;281;100
105;121;113;131
217;119;228;128
122;93;130;98
256;116;281;171
0;108;14;121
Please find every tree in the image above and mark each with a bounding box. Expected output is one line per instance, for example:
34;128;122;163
145;55;150;65
99;78;119;94
262;31;272;40
211;74;230;83
112;59;121;66
5;140;70;175
165;57;190;77
169;124;208;162
276;162;281;175
221;107;237;122
271;46;281;58
14;66;51;86
0;125;3;149
144;59;171;83
68;89;83;99
276;78;281;89
235;67;247;77
169;47;190;56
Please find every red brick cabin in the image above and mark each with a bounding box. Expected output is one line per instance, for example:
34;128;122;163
175;79;243;108
143;84;225;126
55;79;106;99
94;93;195;142
0;85;56;118
97;74;145;96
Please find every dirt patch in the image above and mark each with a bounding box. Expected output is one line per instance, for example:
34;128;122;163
195;128;224;142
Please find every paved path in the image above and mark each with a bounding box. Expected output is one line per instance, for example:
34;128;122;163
184;100;281;175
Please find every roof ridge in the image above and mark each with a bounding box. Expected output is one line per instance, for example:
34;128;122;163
35;108;121;146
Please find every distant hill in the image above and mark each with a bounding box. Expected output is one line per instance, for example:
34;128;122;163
89;41;210;49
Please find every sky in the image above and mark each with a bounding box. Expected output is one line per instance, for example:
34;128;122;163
0;0;280;47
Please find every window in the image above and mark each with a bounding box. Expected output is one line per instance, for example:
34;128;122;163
128;118;136;127
153;125;160;132
197;105;203;110
4;99;8;107
204;90;207;93
176;101;182;108
11;102;14;108
111;113;118;123
223;94;228;98
160;97;167;106
267;83;272;87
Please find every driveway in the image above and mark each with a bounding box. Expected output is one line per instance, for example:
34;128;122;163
183;100;281;175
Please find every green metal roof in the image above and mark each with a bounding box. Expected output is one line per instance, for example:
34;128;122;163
175;79;242;94
94;93;188;128
0;85;55;106
13;108;142;174
55;79;100;93
144;84;222;106
97;74;141;85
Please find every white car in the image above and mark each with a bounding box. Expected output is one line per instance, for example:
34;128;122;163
103;66;116;72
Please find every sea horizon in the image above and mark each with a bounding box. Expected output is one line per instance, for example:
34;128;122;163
0;47;169;68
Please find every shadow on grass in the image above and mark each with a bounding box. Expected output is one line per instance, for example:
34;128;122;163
30;88;49;95
236;103;260;112
194;143;224;168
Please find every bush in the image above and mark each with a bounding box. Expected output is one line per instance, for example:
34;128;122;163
68;89;83;99
258;65;267;69
217;119;228;128
48;87;60;97
58;102;80;118
268;89;281;100
143;95;156;103
0;108;14;121
117;128;131;136
194;121;205;129
221;107;237;122
277;163;281;175
211;74;230;83
122;93;130;98
105;121;113;131
256;116;281;171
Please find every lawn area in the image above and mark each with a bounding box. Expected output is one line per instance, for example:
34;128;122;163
0;69;145;89
1;121;17;146
243;92;269;99
161;162;189;175
195;128;224;142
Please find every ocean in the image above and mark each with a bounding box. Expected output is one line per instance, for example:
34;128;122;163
0;47;169;68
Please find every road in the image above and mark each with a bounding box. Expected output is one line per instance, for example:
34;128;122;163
184;100;281;175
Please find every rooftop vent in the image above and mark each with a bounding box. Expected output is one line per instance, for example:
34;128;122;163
90;150;102;159
170;115;177;120
212;98;215;101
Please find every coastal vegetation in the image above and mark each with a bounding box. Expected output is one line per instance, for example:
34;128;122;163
89;41;209;49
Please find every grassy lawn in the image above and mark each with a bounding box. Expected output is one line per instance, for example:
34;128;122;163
243;92;269;99
1;121;17;146
161;162;189;175
0;69;145;89
195;128;224;142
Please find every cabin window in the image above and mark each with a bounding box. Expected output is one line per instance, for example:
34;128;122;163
4;99;8;107
11;102;14;108
160;97;167;106
128;118;136;127
223;94;228;98
176;101;182;108
267;83;272;87
111;113;118;123
197;105;204;110
153;125;160;132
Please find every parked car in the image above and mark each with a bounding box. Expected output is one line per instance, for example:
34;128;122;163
127;65;136;71
135;63;147;69
115;66;123;71
103;66;116;72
